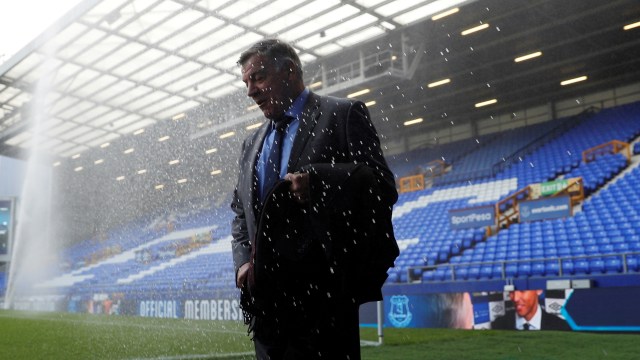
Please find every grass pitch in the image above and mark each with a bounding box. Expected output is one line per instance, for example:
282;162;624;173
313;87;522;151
0;310;638;359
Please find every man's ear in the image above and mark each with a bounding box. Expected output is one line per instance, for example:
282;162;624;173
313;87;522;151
284;59;297;77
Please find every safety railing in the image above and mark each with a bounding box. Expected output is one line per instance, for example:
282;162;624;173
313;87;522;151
397;160;448;193
582;139;631;165
406;251;640;283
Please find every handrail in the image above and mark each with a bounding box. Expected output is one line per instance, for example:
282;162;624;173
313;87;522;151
582;139;631;164
397;160;447;193
491;177;583;235
494;185;533;232
551;177;584;208
398;174;425;193
422;159;447;177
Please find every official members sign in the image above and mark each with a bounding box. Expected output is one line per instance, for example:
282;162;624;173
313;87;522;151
519;195;571;222
449;205;495;230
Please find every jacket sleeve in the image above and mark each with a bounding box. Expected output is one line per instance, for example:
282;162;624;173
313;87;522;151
230;141;252;275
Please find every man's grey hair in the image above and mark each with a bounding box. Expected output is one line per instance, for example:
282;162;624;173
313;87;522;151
238;39;302;75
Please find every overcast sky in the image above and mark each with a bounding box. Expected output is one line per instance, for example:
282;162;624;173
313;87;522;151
0;0;82;66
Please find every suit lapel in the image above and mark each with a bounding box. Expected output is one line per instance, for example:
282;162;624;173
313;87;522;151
287;93;321;171
245;123;270;208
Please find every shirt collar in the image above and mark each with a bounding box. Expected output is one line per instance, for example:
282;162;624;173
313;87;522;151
515;304;542;330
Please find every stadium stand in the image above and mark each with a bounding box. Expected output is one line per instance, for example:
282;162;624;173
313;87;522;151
23;100;640;314
393;101;640;284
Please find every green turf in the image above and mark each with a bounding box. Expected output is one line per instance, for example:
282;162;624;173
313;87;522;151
0;310;254;359
1;310;638;359
360;327;640;360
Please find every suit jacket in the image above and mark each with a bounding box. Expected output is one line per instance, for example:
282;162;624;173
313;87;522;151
491;308;572;331
231;91;398;307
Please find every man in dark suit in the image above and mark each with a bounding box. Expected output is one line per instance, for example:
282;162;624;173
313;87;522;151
491;290;571;331
230;39;398;360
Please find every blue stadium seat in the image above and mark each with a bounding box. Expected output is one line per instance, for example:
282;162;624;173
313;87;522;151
545;261;560;276
599;244;615;254
444;268;454;281
627;256;639;272
399;271;409;283
421;271;434;282
531;262;545;276
604;258;623;273
486;265;501;279
585;245;600;255
438;250;451;262
471;253;484;262
454;267;469;280
561;260;575;275
574;259;590;274
479;265;493;279
517;263;532;277
519;250;532;259
558;247;571;257
483;253;496;261
589;259;605;274
433;268;447;281
467;266;481;280
613;243;630;253
532;248;545;259
505;263;518;278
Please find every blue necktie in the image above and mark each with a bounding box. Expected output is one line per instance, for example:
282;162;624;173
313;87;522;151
261;118;289;202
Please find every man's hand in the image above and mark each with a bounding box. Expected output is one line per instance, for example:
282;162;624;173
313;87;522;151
236;262;250;288
284;172;310;204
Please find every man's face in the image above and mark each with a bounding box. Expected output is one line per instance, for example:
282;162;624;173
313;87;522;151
241;54;295;120
509;290;541;321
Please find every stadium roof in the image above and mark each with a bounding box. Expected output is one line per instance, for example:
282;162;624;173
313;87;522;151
0;0;473;159
1;0;639;162
2;0;640;242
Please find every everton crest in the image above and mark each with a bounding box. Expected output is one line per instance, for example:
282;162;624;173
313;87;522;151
388;295;412;328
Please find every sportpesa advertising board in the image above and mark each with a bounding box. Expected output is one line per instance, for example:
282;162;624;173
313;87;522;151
448;205;495;230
